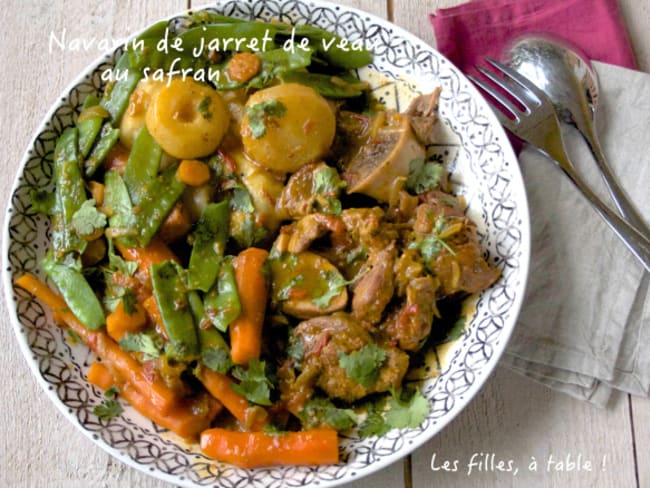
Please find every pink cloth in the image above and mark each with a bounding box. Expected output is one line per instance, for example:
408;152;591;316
431;0;637;76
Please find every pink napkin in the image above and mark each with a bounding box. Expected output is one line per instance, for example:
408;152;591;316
431;0;637;75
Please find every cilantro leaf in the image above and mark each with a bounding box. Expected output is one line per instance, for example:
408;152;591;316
276;274;304;301
104;386;120;400
442;317;466;343
107;239;138;276
72;199;107;236
299;397;358;431
120;288;138;315
385;389;430;429
202;347;234;375
119;332;162;360
93;398;123;420
246;99;287;138
359;407;390;437
338;343;387;387
231;359;273;406
406;158;444;194
197;96;213;120
313;166;346;195
313;270;353;309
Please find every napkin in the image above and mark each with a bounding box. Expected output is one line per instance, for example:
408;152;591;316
431;0;649;406
431;0;638;76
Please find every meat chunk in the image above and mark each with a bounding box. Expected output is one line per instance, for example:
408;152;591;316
276;213;346;254
292;313;409;402
405;88;441;145
381;275;438;351
432;243;501;297
351;243;396;324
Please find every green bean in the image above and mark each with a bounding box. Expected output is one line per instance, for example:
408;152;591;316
84;123;120;177
82;95;101;110
52;127;86;256
132;165;186;246
291;24;373;69
151;261;199;360
178;23;279;55
188;201;229;292
279;71;367;98
128;38;210;74
100;53;142;124
122;126;161;204
41;252;105;330
188;11;246;25
204;256;241;332
247;48;313;88
187;290;229;351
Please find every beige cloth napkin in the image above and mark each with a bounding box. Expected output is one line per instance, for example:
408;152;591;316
499;61;650;407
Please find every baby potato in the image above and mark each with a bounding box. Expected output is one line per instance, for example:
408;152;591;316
240;83;336;173
145;78;229;159
119;78;164;148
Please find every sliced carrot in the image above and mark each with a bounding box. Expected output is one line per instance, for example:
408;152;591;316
16;273;178;414
177;159;211;186
200;428;339;468
229;248;269;365
87;361;114;391
116;237;179;284
106;299;147;341
195;366;267;431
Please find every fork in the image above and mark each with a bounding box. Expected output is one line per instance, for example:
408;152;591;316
469;58;650;272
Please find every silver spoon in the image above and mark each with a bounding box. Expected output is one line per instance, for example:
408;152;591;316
503;34;650;239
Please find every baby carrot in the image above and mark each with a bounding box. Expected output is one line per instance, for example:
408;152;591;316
116;237;179;283
87;361;115;391
195;366;268;431
200;428;339;468
106;299;147;341
229;248;269;365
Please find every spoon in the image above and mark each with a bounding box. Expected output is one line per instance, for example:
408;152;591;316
503;34;650;239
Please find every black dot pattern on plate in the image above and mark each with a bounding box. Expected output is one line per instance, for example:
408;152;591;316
4;0;526;486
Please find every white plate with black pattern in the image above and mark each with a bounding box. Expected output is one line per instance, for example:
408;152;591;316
2;0;530;486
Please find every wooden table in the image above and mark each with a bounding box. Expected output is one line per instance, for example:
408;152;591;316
1;1;648;486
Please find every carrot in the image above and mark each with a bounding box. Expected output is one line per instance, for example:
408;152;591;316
87;361;114;391
177;159;211;186
200;428;339;468
15;273;178;414
229;248;269;365
142;294;167;338
120;384;221;440
106;299;147;341
116;237;179;284
195;366;268;431
87;361;221;439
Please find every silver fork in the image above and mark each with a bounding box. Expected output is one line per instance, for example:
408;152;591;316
470;58;650;272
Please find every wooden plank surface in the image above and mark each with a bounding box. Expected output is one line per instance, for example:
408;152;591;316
0;1;648;487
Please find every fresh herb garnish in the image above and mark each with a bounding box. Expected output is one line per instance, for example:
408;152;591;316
93;387;123;420
120;288;138;315
246;99;287;138
313;270;354;308
201;347;234;375
119;332;162;360
359;389;430;436
231;359;273;406
71;199;107;236
338;343;387;387
409;216;457;259
299;397;358;431
406;158;444;194
277;274;305;301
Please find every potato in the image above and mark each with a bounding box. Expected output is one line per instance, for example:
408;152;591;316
119;78;163;148
145;78;229;159
240;83;336;173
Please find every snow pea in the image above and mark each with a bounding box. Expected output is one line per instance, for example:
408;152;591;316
151;261;199;360
203;256;241;332
103;170;137;246
188;201;229;292
131;165;185;246
279;71;367;98
122;127;162;204
100;52;142;124
52;127;86;256
41;252;105;330
84;123;119;177
187;290;229;351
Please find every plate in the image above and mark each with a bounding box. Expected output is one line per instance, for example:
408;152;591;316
2;1;530;486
